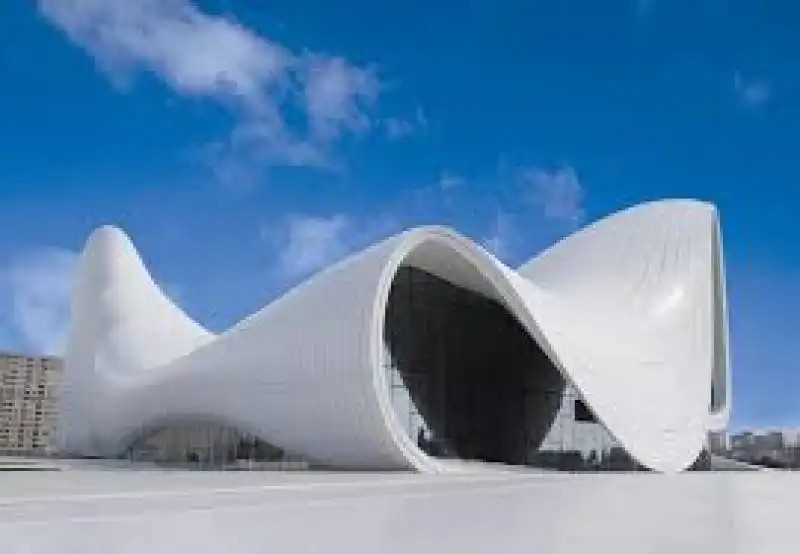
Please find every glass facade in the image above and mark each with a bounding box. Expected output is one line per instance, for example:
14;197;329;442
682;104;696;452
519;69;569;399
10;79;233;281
529;385;648;471
383;266;648;472
125;422;307;470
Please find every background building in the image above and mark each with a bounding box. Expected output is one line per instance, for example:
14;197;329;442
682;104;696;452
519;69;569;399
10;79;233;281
724;429;800;468
0;352;62;456
707;430;730;455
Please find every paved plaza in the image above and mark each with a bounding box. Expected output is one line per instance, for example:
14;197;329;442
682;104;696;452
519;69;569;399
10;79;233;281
0;468;798;553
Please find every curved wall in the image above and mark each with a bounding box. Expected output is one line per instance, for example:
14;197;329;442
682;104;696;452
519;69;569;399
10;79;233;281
56;199;730;473
707;217;732;431
516;199;730;468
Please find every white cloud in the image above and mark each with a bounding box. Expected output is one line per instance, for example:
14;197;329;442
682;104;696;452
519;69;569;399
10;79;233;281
481;211;514;260
384;108;428;140
303;55;380;140
0;246;188;355
384;118;414;140
38;0;290;106
263;214;354;278
264;213;396;278
520;165;585;225
3;248;77;355
37;0;387;184
436;170;464;191
734;71;772;109
201;117;329;188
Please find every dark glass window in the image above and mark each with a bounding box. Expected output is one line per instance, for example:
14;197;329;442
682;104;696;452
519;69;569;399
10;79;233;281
574;399;596;423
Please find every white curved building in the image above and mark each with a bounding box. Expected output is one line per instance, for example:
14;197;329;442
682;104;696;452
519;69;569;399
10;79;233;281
55;199;730;473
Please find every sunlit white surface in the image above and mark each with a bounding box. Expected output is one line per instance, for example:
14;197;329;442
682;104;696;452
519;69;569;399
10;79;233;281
56;199;730;473
0;470;792;554
517;199;731;470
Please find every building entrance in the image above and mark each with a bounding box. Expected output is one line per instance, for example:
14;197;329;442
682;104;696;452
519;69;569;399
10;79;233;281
383;266;565;465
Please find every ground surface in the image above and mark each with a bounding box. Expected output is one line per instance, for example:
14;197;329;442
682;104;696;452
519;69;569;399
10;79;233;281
0;467;795;553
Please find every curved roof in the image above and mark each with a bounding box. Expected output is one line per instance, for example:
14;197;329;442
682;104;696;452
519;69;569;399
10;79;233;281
55;199;730;472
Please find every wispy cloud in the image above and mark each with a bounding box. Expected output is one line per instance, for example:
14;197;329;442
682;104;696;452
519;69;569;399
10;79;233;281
0;245;189;355
436;170;465;191
400;162;585;262
37;0;391;185
263;213;396;278
383;108;428;140
38;0;291;108
270;214;352;277
519;165;585;226
302;55;380;140
2;248;77;355
481;211;515;260
734;71;772;109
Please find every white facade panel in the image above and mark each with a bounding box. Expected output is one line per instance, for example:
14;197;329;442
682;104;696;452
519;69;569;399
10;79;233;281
55;199;730;473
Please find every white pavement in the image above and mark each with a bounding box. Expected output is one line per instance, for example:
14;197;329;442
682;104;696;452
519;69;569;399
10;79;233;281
0;470;798;553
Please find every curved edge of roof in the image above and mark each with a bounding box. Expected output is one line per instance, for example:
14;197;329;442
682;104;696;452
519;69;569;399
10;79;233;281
57;200;727;472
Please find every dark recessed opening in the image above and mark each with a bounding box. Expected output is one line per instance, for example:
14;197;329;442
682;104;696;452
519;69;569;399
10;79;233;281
574;399;597;423
384;265;565;465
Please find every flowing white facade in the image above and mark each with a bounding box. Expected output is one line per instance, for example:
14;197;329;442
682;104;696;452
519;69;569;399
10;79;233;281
55;199;730;473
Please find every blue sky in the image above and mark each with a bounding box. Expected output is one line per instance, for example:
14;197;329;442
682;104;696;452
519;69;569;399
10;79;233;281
0;0;798;429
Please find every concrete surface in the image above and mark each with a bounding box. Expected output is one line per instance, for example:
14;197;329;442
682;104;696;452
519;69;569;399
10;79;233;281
0;469;796;553
0;457;62;471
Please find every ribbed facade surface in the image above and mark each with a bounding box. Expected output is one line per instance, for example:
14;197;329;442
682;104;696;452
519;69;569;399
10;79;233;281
55;199;731;473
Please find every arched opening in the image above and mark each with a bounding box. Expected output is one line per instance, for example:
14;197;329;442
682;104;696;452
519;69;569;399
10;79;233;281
383;263;565;466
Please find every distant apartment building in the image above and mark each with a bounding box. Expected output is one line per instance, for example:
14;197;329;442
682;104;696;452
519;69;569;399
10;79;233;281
707;430;729;455
0;352;62;456
731;430;783;452
727;429;800;466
